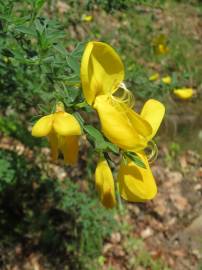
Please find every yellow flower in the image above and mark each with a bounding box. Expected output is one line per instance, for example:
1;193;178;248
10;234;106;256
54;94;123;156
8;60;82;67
153;34;169;55
81;41;165;204
95;159;116;208
149;72;160;81
157;43;169;54
31;103;81;165
173;88;193;100
118;99;165;202
162;75;172;84
81;41;153;151
82;14;93;22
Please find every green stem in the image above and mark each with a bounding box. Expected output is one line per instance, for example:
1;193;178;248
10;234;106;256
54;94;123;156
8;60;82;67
74;101;88;109
116;182;124;214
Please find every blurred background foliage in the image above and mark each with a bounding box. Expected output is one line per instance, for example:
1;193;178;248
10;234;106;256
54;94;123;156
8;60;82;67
0;0;202;269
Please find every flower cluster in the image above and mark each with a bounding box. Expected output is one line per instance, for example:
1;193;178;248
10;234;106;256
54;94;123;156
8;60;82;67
149;73;194;100
32;102;81;165
150;34;195;101
32;41;165;208
149;73;172;85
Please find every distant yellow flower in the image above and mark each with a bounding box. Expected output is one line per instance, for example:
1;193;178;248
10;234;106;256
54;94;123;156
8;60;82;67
153;34;169;55
81;41;152;151
31;103;81;165
95;159;116;208
118;99;165;202
149;73;172;85
82;14;93;22
149;72;160;81
173;88;194;100
157;44;169;54
162;75;172;84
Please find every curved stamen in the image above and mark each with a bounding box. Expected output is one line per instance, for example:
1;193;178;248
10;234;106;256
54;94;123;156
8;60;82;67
111;82;135;109
145;140;158;163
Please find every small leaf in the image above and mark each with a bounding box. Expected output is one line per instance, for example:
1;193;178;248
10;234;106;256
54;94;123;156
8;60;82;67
35;18;45;34
83;125;120;154
46;31;65;43
73;112;85;127
67;87;80;103
53;44;68;56
84;125;104;142
71;42;86;57
124;152;146;169
105;142;119;154
15;25;36;36
34;0;46;10
42;56;54;63
95;141;107;151
67;55;80;74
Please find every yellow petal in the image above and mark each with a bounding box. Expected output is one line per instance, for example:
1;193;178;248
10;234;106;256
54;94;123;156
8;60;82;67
31;114;54;137
118;152;157;202
162;75;171;84
53;112;81;136
48;132;59;161
126;105;152;139
149;73;159;81
141;99;165;140
94;95;148;151
173;88;193;100
81;41;124;105
60;136;79;165
95;159;116;209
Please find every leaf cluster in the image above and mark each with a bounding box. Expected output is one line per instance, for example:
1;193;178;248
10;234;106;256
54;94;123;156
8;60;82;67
0;149;115;269
0;0;83;114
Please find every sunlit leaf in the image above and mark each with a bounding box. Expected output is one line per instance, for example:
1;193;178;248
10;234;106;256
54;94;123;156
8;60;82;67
124;151;146;169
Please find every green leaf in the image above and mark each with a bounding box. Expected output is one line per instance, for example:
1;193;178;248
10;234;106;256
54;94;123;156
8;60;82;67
83;125;120;154
34;0;46;10
35;18;45;34
67;55;80;74
42;56;54;63
105;142;119;154
73;112;85;127
71;42;86;57
15;25;37;36
53;44;68;56
84;125;104;142
46;31;65;43
66;87;81;103
124;152;146;169
95;141;119;154
95;141;107;151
